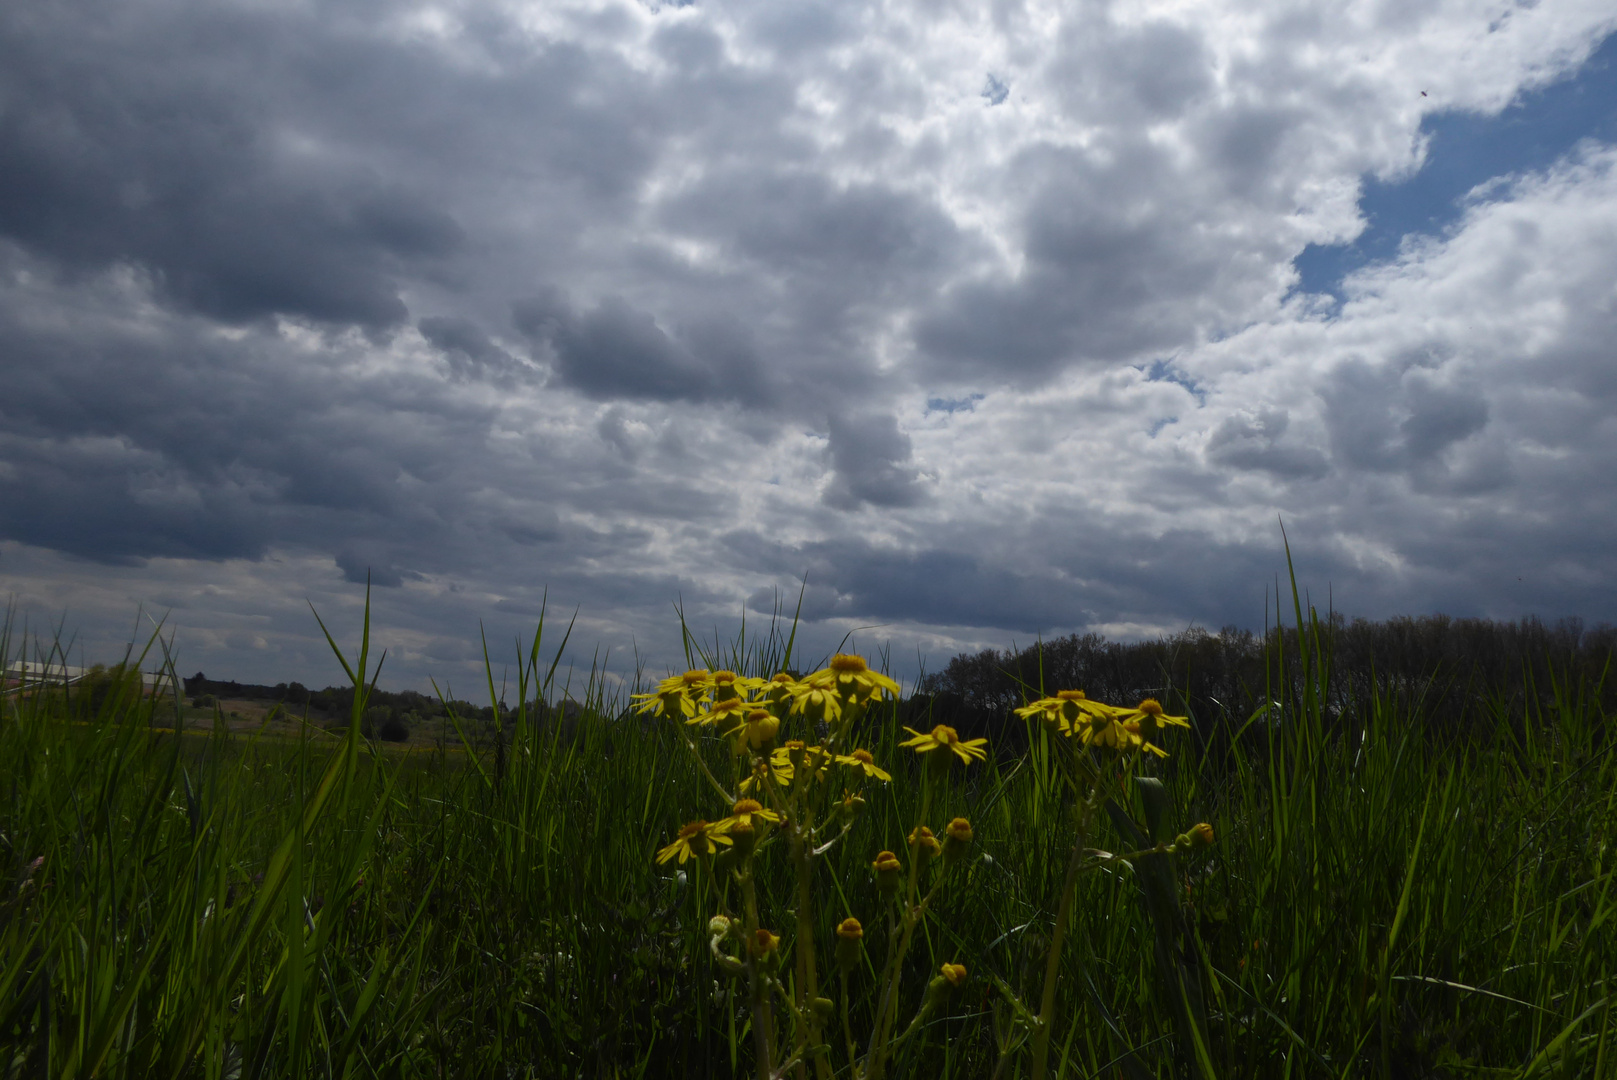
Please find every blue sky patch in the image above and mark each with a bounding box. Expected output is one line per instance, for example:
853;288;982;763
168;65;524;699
1295;30;1617;298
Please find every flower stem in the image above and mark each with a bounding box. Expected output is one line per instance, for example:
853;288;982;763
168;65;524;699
740;858;774;1080
1030;783;1099;1080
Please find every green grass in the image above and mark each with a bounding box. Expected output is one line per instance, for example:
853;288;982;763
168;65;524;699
0;594;1613;1079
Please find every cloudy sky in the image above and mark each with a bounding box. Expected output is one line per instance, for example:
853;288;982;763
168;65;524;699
3;0;1616;694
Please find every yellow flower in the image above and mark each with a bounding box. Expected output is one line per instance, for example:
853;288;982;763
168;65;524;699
701;694;754;731
1014;690;1125;736
836;917;864;940
1120;720;1169;757
749;928;781;956
717;798;782;833
1079;711;1145;753
835;916;864;972
939;962;967;987
899;724;988;765
787;677;843;724
632;668;712;719
739;748;794;792
836;748;892;782
943;817;973;862
655;820;734;865
816;654;901;705
1118;698;1190;751
730;708;780;750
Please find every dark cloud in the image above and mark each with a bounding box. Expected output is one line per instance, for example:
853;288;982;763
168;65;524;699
418;316;534;384
822;413;925;509
1324;358;1492;478
0;3;465;329
1206;409;1330;479
514;289;773;405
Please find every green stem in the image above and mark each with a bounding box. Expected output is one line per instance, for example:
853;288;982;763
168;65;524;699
740;857;774;1080
1030;786;1099;1080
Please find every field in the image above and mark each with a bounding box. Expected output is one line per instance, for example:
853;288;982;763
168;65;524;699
0;593;1613;1079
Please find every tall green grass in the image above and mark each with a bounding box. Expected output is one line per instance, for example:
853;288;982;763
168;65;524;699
1;588;1612;1078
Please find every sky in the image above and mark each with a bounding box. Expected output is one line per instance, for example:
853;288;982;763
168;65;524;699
3;0;1616;696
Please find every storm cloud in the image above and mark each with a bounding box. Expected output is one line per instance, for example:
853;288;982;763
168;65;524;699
2;0;1616;690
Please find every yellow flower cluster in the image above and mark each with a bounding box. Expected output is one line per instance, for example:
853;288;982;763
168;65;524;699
1014;692;1190;757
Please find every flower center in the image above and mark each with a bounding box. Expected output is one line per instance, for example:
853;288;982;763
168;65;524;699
829;654;868;673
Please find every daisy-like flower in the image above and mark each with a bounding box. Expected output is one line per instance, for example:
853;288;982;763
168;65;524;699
700;694;754;731
632;668;712;719
836;748;892;782
655;820;734;865
1077;711;1145;753
1014;690;1125;736
1120;720;1169;757
1117;698;1191;748
787;677;843;724
899;724;989;766
710;669;765;702
809;654;901;706
717;798;782;833
727;707;779;751
739;748;794;793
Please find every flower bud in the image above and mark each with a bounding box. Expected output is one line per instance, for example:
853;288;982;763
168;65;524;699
909;826;941;868
750;928;780;958
836;790;867;821
924;963;967;1008
835;917;864;973
943;817;973;863
811;996;834;1021
1173;822;1214;852
872;850;902;896
708;914;733;939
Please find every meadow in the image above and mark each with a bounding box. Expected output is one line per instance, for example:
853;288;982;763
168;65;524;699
0;584;1612;1079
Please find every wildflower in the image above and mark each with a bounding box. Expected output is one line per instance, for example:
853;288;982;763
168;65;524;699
943;817;973;863
1121;697;1190;733
632;668;712;719
835;916;864;972
909;825;941;866
739;747;797;792
717;798;782;833
872;850;902;895
837;748;892;782
1119;697;1190;753
1076;710;1145;754
710;669;763;702
749;928;780;957
656;820;734;865
703;695;754;733
939;962;967;987
1015;690;1123;736
899;724;988;766
787;677;843;724
733;708;780;751
809;654;901;707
